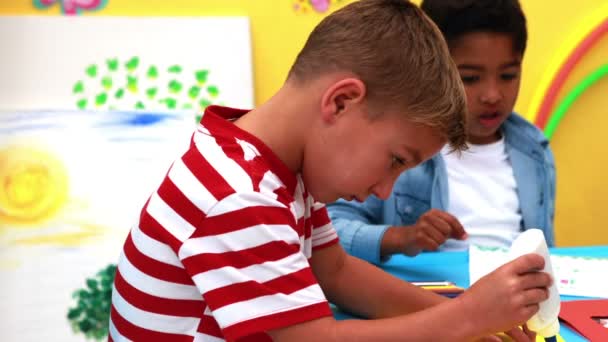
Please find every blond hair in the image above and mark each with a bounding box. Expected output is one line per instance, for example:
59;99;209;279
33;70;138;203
288;0;467;151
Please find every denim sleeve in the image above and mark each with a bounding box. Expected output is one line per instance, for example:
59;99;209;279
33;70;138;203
327;198;390;264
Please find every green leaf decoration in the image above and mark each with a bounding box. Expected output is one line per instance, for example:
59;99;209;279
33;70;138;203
199;98;211;110
95;93;108;106
73;81;84;94
195;70;208;85
160;97;177;109
125;56;140;72
106;58;118;71
188;85;200;99
101;76;112;90
168;80;183;94
86;65;97;78
127;75;138;93
146;87;158;99
207;85;219;98
114;88;124;99
76;98;87;109
168;65;182;73
147;65;158;79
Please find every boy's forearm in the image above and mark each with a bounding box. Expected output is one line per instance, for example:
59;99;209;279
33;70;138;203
332;297;478;342
271;298;479;342
326;254;447;318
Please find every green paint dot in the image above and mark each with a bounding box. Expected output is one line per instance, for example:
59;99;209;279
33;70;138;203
125;57;139;72
182;103;193;109
127;75;138;93
199;98;211;110
207;86;219;98
73;81;84;94
188;86;200;99
114;88;124;99
101;76;112;90
95;93;107;106
135;101;145;109
195;70;208;85
168;80;183;93
146;87;158;99
76;98;87;109
168;65;182;73
195;114;202;123
106;58;118;71
86;65;97;78
160;97;177;109
147;66;158;79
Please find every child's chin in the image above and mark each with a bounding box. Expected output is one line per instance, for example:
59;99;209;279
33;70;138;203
307;189;332;203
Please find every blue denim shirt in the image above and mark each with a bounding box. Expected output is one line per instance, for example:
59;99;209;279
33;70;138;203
327;113;556;264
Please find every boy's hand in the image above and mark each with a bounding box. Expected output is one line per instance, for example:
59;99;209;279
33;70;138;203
382;209;468;257
457;254;552;339
476;324;536;342
504;324;537;342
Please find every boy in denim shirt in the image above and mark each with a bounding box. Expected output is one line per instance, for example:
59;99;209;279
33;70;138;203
328;0;556;263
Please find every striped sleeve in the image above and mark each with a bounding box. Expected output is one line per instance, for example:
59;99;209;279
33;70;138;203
178;191;332;341
310;202;339;250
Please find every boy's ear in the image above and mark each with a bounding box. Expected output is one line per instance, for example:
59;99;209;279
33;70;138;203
320;78;366;123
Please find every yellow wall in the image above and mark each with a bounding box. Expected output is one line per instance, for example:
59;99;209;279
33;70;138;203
2;0;607;245
548;32;608;246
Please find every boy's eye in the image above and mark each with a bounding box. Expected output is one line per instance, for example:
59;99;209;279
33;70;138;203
501;72;519;81
391;155;406;168
460;75;479;84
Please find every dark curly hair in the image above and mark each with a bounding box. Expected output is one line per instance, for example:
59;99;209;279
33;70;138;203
421;0;527;54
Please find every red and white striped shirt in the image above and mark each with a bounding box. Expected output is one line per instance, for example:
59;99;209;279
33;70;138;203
110;106;339;341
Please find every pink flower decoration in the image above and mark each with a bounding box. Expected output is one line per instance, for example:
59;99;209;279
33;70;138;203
35;0;106;15
310;0;330;13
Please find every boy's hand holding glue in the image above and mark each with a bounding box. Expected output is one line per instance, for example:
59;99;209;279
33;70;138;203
455;229;555;341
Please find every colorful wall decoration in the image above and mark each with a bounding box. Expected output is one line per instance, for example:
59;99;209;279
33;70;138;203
292;0;346;14
33;0;108;15
526;5;608;138
71;56;222;114
0;110;195;341
0;15;254;341
0;16;253;112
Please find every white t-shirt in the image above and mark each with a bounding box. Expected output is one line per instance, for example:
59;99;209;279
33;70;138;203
440;137;522;250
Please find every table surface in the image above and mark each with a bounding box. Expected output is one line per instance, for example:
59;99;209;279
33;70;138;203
332;245;608;341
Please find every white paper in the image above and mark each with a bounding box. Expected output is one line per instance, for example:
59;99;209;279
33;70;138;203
469;244;608;298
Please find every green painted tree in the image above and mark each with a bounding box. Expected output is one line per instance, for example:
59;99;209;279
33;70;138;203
67;264;117;340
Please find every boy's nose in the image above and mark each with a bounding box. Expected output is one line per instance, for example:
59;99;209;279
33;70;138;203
480;83;502;105
371;177;395;200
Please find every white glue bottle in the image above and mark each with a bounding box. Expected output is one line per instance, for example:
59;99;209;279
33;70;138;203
509;228;560;340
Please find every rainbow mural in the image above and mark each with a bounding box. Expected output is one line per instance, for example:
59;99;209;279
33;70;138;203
527;4;608;139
